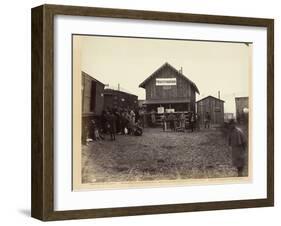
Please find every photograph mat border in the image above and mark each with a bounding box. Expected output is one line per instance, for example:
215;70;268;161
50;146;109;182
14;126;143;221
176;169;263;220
57;15;265;210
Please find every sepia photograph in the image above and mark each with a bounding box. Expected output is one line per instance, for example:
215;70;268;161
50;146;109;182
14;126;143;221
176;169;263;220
72;34;252;190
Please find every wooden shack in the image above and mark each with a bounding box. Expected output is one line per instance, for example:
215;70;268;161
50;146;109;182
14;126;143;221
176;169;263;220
139;62;199;113
235;97;249;123
196;95;224;125
82;71;105;115
81;71;105;142
103;88;138;110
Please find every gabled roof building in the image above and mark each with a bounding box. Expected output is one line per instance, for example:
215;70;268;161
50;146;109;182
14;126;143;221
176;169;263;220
139;62;199;112
196;95;225;125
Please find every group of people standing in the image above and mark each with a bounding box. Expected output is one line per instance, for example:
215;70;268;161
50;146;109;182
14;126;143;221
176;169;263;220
91;107;143;141
160;112;200;132
87;107;247;177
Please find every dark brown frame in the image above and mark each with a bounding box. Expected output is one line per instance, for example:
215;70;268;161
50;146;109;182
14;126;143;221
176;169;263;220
31;4;274;221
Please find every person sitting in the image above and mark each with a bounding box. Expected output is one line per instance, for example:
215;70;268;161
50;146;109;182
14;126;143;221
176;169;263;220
133;122;143;136
91;119;103;141
91;119;104;141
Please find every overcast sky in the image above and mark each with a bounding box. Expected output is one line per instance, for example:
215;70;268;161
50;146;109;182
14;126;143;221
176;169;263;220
75;35;251;114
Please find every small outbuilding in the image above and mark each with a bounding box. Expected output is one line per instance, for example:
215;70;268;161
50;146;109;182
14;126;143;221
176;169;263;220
103;88;138;110
235;97;249;123
196;95;224;125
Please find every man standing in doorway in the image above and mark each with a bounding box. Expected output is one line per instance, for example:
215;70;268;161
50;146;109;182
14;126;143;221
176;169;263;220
204;112;211;129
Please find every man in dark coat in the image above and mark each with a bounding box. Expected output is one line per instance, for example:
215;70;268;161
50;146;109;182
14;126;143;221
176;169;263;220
204;112;211;129
100;110;107;134
106;111;117;141
168;113;176;131
189;112;195;132
228;119;247;176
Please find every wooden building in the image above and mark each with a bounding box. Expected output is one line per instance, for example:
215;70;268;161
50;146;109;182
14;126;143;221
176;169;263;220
82;71;105;116
235;97;249;123
103;88;138;110
235;97;248;115
196;95;224;125
81;71;105;142
139;62;200;113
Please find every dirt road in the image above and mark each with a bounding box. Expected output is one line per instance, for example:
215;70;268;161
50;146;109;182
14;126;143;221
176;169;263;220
82;127;245;184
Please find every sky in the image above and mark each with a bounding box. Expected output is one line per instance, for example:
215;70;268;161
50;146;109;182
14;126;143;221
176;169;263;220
75;35;251;114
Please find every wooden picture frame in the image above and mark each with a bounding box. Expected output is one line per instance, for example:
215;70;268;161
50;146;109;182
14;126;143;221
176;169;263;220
31;4;274;221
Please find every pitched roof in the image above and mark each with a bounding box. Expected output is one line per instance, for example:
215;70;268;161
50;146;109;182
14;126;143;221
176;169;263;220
235;97;248;100
138;62;200;94
82;71;105;86
104;88;138;98
196;95;225;103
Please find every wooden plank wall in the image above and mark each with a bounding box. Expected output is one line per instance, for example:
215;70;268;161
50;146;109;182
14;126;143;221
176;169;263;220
145;66;194;101
197;98;224;124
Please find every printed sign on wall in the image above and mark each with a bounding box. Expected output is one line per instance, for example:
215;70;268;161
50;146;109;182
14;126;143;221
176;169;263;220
156;78;177;86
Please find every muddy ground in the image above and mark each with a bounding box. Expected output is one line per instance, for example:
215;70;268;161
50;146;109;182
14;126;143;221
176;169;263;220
82;127;248;184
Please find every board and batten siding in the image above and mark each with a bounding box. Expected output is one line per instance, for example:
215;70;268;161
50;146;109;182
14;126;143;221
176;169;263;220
235;97;249;115
197;96;224;124
81;72;105;116
145;66;192;101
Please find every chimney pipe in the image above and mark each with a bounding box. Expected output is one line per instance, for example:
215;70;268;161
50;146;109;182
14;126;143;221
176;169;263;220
218;91;220;99
180;67;183;74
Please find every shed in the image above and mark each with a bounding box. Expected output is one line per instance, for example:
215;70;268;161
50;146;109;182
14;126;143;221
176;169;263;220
235;97;249;123
196;95;224;125
103;88;138;110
